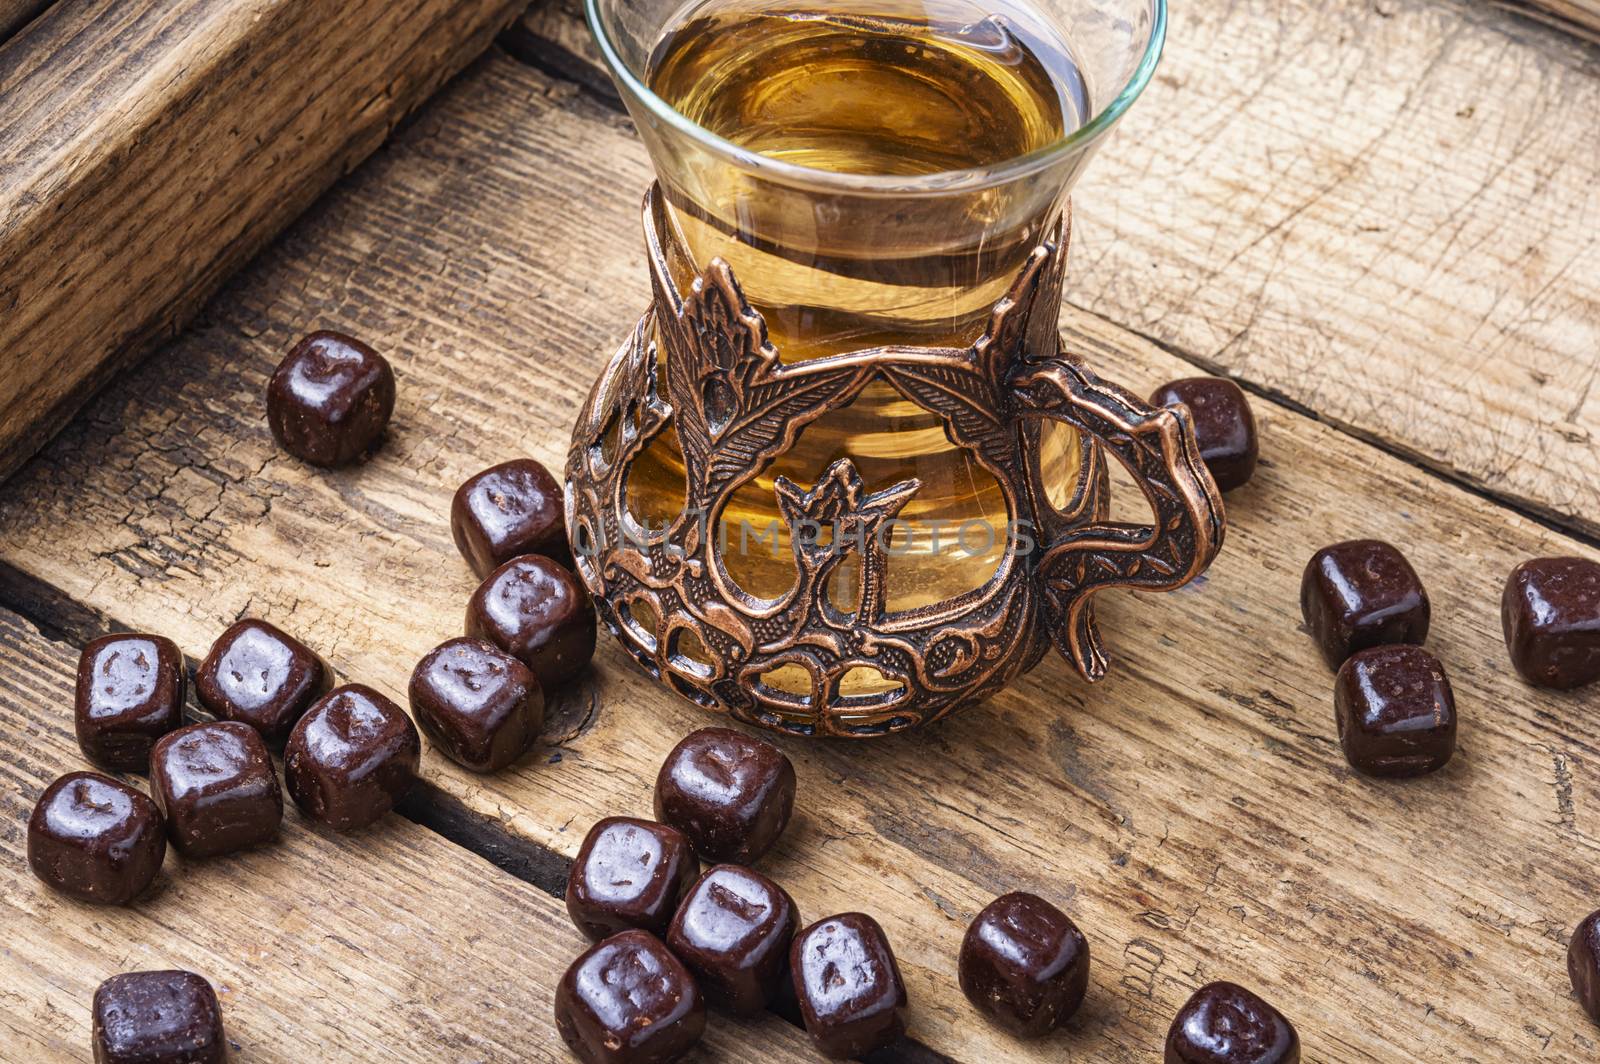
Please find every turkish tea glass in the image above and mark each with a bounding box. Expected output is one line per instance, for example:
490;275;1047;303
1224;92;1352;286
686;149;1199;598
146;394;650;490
573;0;1220;736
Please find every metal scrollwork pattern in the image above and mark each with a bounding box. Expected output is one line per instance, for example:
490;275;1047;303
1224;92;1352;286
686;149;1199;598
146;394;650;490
565;185;1225;738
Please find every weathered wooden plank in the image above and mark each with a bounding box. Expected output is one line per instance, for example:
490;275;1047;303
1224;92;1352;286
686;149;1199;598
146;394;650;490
515;0;1600;541
0;607;815;1062
0;0;530;483
2;50;1599;1061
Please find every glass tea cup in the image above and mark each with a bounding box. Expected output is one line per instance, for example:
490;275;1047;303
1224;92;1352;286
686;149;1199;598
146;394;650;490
569;0;1222;737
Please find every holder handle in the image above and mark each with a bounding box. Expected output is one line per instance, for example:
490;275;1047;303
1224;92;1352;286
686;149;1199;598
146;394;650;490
1011;356;1226;681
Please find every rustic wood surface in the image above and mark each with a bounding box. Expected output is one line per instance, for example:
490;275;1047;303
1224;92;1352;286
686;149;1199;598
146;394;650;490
0;606;816;1062
1;31;1599;1061
515;0;1600;543
0;0;529;483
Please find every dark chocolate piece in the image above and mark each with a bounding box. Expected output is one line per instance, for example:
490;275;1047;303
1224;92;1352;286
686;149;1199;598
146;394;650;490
555;930;706;1064
1569;909;1600;1026
195;619;330;745
790;913;907;1059
566;817;698;941
1150;377;1259;492
452;459;566;578
465;554;596;689
1165;981;1300;1064
654;727;795;865
92;970;225;1064
266;330;396;467
1300;540;1429;669
283;684;420;831
149;721;283;857
75;633;186;772
959;891;1089;1038
408;637;543;773
667;864;800;1016
1502;556;1600;690
1335;645;1456;777
27;772;165;905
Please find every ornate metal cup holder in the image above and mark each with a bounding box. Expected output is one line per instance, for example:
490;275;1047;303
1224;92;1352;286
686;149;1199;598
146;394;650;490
565;186;1225;738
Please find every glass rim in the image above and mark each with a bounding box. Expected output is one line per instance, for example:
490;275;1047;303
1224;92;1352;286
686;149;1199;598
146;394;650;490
584;0;1169;197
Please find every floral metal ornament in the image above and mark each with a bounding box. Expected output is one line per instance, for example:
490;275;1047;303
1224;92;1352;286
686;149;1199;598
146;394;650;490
565;186;1225;738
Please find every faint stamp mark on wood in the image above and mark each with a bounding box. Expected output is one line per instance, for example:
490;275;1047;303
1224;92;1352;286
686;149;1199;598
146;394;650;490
1120;937;1166;1000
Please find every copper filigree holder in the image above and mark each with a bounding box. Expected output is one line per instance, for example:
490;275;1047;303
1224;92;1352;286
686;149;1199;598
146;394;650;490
565;187;1225;738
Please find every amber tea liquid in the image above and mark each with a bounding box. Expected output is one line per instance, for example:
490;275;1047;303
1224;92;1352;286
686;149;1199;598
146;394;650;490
631;0;1091;642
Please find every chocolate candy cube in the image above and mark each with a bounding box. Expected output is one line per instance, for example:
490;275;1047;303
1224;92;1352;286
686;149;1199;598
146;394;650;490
1165;981;1300;1064
466;554;596;689
959;891;1089;1037
667;864;800;1016
1300;540;1429;669
1502;557;1600;689
555;930;706;1064
408;637;544;773
75;633;186;772
654;727;796;865
1334;645;1456;778
266;330;396;467
150;721;283;857
196;619;330;745
93;970;225;1064
566;817;698;941
1150;377;1259;492
1569;909;1600;1026
28;772;165;905
283;684;420;831
790;913;907;1059
452;459;567;578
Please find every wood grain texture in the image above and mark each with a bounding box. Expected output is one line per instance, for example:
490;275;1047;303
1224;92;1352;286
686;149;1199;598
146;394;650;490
3;51;1600;1060
0;607;814;1062
1502;0;1600;40
0;0;529;484
0;0;51;42
517;0;1600;541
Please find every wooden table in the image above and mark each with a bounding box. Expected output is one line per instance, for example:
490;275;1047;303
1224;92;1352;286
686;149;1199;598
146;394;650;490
1;0;1597;1059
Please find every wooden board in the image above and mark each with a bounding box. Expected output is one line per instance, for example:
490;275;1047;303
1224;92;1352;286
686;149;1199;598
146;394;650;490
513;0;1600;544
0;0;529;484
3;45;1600;1061
0;606;816;1062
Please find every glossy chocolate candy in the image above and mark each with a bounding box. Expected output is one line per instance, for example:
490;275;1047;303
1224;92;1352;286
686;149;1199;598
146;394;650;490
1165;981;1300;1064
92;970;225;1064
283;684;420;831
196;619;330;745
1569;909;1600;1026
408;637;543;773
466;554;596;690
28;772;165;905
266;330;396;467
1300;540;1430;669
790;913;908;1059
654;727;796;865
1335;645;1456;778
75;633;186;772
566;817;698;941
1150;377;1259;493
1502;557;1600;689
150;721;283;857
452;459;566;578
959;891;1089;1038
667;864;800;1016
555;930;706;1064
